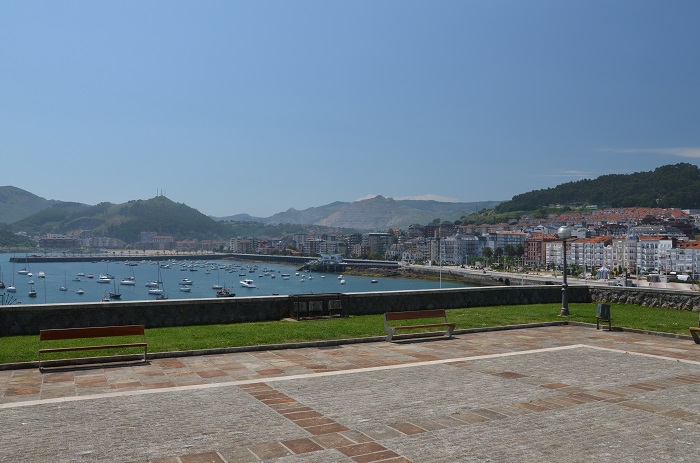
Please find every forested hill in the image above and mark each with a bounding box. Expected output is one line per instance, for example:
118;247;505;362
495;163;700;213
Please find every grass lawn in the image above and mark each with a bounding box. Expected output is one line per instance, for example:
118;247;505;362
2;302;698;364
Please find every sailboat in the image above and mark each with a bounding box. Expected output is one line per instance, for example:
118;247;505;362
28;283;37;298
120;266;136;285
212;267;223;290
0;264;4;289
148;264;167;298
109;278;122;299
6;262;17;292
59;271;68;291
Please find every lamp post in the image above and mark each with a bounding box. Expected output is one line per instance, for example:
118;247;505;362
556;225;573;316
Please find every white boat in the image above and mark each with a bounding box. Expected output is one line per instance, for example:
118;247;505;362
371;279;379;284
76;288;84;295
97;276;112;284
28;285;37;297
240;279;257;288
179;286;191;292
338;275;344;279
6;285;16;293
339;279;346;285
180;278;194;285
37;271;46;278
120;278;136;286
148;288;164;295
59;286;68;291
17;268;29;275
145;281;159;288
212;283;223;290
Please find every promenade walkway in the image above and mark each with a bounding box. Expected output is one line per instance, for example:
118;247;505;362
2;325;700;462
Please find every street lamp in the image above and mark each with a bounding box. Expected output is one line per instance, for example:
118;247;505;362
556;225;573;316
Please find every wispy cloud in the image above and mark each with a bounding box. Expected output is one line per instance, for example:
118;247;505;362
537;170;597;178
355;194;382;201
602;147;700;158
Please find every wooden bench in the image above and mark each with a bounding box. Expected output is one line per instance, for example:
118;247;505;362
39;325;147;368
384;309;455;341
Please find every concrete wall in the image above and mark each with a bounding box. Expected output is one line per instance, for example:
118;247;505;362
2;285;700;336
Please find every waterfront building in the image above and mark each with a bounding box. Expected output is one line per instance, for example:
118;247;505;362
524;232;557;267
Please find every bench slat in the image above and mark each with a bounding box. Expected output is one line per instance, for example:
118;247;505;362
394;323;455;331
40;325;145;341
39;343;148;354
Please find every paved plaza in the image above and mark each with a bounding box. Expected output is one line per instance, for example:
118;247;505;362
2;325;700;462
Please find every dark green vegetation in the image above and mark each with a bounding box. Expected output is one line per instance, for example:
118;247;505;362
0;186;56;225
496;163;700;213
0;226;36;249
2;303;696;364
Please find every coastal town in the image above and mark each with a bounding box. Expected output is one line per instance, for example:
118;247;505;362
19;206;700;285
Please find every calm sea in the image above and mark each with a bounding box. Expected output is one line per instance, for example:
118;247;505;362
0;254;469;305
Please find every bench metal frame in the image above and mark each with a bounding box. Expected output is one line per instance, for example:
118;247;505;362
690;327;700;344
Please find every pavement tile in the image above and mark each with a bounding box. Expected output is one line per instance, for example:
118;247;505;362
304;422;350;435
451;411;492;423
281;437;324;454
352;450;402;463
338;430;375;444
179;452;226;463
388;422;427;435
337;442;388;457
196;369;229;379
284;410;324;421
217;447;259;462
311;432;356;449
248;442;292;460
293;416;336;428
470;408;510;420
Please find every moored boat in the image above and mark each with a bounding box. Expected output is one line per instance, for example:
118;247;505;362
240;279;257;288
216;287;235;297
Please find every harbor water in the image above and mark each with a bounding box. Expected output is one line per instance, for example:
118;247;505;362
0;254;469;305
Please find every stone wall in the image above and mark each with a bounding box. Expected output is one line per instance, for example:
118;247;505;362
588;287;700;312
0;285;589;336
4;285;700;336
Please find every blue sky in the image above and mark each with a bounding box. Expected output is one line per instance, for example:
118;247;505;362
2;1;699;218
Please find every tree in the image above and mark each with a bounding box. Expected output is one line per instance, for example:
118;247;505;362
482;247;493;259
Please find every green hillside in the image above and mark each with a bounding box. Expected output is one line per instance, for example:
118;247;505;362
12;196;228;243
0;186;55;224
495;163;700;213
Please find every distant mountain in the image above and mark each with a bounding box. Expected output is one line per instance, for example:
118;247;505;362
496;163;700;213
12;196;229;242
215;213;266;222
264;196;501;230
0;186;56;224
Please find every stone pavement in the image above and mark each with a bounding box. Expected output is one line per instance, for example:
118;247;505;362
3;325;700;462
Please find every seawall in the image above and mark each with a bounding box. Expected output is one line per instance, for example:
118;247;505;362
2;285;700;336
